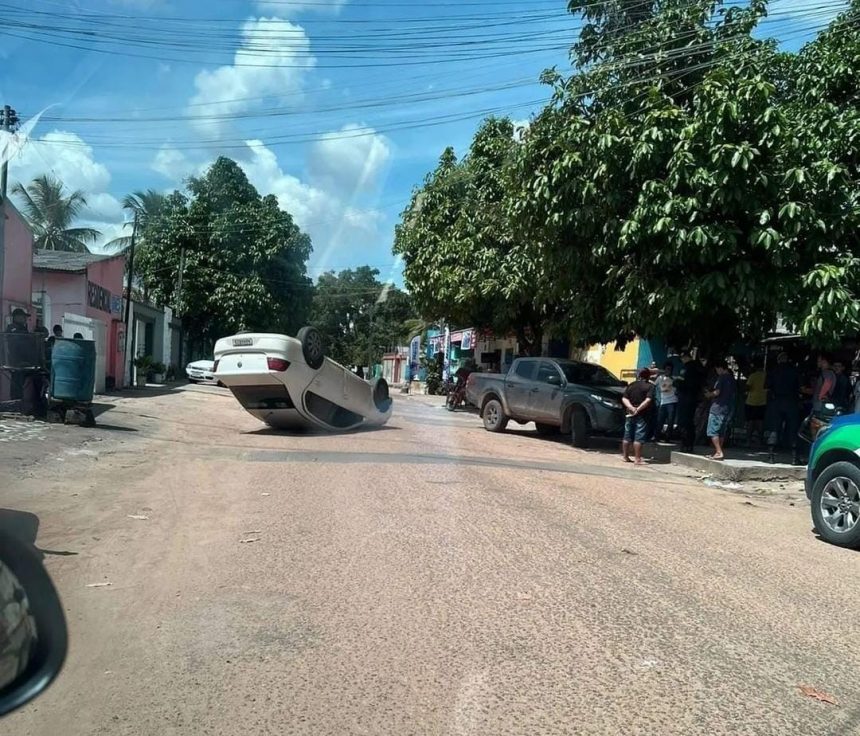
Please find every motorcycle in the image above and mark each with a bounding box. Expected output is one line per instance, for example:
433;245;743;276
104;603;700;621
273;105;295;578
794;402;845;463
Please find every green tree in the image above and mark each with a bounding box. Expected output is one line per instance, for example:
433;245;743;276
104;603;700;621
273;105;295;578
106;189;168;252
135;158;312;352
511;0;859;349
12;174;100;252
394;118;552;354
310;266;415;367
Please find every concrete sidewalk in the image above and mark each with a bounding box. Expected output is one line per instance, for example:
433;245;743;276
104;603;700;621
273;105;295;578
671;446;806;482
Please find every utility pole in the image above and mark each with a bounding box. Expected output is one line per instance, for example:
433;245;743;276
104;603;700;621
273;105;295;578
175;246;186;367
367;301;375;377
0;104;20;322
124;213;138;385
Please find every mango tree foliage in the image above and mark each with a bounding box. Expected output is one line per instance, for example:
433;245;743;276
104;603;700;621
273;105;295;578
510;0;860;349
135;158;312;352
310;266;415;367
393;119;551;354
781;0;860;342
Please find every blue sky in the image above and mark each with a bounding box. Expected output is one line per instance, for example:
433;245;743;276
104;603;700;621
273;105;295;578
0;0;846;285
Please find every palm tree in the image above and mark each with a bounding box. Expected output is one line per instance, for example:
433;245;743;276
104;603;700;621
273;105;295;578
12;174;101;253
105;189;167;251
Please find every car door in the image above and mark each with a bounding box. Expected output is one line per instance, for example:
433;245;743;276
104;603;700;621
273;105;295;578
531;361;566;422
504;359;537;417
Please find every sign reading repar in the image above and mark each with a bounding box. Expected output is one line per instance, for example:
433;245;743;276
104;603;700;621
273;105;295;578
87;281;112;314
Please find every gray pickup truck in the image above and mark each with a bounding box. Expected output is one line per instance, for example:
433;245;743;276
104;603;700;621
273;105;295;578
465;357;628;447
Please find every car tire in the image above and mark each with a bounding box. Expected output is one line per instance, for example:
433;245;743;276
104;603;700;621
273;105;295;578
535;422;558;436
482;399;508;433
570;406;590;448
188;379;198;384
298;326;325;370
371;377;390;411
811;461;860;549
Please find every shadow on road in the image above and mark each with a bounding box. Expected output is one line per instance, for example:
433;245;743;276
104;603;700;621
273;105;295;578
245;424;399;438
0;508;79;558
497;425;675;464
243;448;686;484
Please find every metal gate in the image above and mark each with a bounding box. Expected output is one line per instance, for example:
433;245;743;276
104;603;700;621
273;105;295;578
62;313;107;394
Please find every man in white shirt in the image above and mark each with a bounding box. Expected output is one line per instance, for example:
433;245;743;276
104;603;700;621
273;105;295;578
655;361;679;441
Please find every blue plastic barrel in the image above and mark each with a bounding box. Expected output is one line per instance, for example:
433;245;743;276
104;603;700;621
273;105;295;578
50;338;96;403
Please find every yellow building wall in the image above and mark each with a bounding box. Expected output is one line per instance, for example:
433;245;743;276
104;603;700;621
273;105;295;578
584;339;641;379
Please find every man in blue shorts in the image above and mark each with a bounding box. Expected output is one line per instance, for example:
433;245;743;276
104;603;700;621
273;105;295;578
706;360;736;460
622;369;656;465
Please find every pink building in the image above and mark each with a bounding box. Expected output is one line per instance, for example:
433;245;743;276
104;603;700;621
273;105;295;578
1;202;35;329
32;250;127;391
0;202;36;401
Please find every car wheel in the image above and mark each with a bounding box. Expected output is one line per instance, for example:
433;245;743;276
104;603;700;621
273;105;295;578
570;406;590;448
535;422;558;436
482;399;508;433
298;326;325;370
188;378;198;384
811;461;860;549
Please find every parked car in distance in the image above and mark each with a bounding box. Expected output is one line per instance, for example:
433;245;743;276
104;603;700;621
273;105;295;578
806;412;860;549
186;359;216;384
214;327;393;432
465;357;627;447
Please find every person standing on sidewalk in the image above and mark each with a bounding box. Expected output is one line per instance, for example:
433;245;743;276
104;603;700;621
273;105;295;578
675;352;704;452
705;361;736;460
655;362;678;441
744;359;767;446
621;369;656;465
765;352;801;459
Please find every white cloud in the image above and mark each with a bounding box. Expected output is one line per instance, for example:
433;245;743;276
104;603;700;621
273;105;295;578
8;130;126;249
240;139;384;268
152;145;195;182
11;130;111;194
255;0;346;15
308;124;391;196
511;118;531;142
188;16;316;138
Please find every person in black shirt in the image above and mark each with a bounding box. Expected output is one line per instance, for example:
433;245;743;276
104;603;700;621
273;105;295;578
622;369;656;465
765;352;801;459
674;352;704;452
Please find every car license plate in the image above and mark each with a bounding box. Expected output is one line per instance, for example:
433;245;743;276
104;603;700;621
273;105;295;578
232;337;253;347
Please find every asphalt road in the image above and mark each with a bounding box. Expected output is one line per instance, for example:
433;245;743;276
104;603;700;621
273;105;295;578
2;385;858;736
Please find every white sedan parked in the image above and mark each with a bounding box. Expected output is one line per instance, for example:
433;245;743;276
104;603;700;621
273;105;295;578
213;327;393;432
186;359;216;384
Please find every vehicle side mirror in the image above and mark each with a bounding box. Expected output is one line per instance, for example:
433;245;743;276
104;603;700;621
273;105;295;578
0;533;67;717
546;374;562;386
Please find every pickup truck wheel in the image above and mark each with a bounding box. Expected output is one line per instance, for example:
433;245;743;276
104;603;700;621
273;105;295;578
535;422;559;436
570;407;590;448
811;461;860;549
483;399;508;433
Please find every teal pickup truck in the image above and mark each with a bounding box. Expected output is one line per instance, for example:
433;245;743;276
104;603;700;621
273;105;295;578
806;413;860;549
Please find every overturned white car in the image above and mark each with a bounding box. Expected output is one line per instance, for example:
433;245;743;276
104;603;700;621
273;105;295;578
213;327;393;431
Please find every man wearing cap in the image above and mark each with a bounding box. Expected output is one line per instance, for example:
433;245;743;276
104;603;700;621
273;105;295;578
5;307;29;333
621;369;656;465
765;352;801;459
